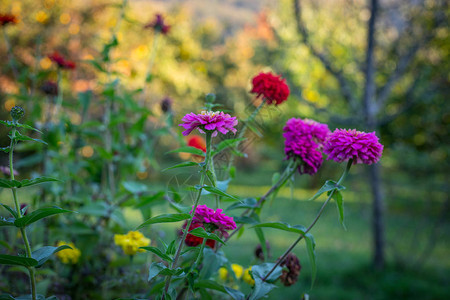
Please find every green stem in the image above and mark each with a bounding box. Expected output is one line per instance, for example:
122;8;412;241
192;238;207;271
262;159;353;282
226;99;266;175
9;126;37;300
163;132;212;298
53;69;63;122
141;31;161;106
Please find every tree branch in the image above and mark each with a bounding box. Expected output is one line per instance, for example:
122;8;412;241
293;0;359;113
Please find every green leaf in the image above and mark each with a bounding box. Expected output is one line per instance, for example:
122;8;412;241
211;138;247;156
18;177;60;188
14;206;73;228
202;186;239;201
135;191;165;208
249;263;283;300
166;146;205;156
136;213;191;230
0;254;38;267
304;233;317;288
0;121;42;133
254;227;268;261
233;216;258;224
0;294;15;300
188;227;225;245
77;202;110;217
147;262;184;282
14;131;47;145
0;146;11;153
162;162;199;172
0;179;20;188
331;190;346;230
140;246;173;262
199;248;227;279
194;280;244;300
226;198;258;211
0;217;14;227
0;203;18;218
32;245;71;267
122;181;148;194
309;180;345;201
252;222;308;235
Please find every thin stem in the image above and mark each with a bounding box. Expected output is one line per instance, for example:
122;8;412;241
9;126;37;300
53;69;63;122
192;238;207;271
226;99;266;175
262;159;353;281
141;31;161;106
163;132;212;298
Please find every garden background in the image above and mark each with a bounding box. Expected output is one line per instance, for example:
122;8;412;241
0;0;448;299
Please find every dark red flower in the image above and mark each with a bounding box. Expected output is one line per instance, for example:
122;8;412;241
250;72;290;105
48;51;76;70
181;222;216;248
160;97;173;113
0;14;18;26
144;14;170;35
279;253;301;286
40;81;58;96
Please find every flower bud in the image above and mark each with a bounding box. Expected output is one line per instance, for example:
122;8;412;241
10;106;24;122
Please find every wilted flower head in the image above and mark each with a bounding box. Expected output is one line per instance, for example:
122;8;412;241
283;118;330;175
179;111;238;137
160;97;173;113
40;81;58;96
114;231;150;256
55;241;81;264
250;72;290;105
48;51;76;70
280;253;301;286
144;14;170;35
181;222;216;248
0;14;18;26
324;129;383;165
191;204;236;237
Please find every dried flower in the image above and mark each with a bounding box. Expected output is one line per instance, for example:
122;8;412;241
55;241;81;264
179;111;238;137
160;97;173;113
182;222;216;248
0;14;18;26
323;129;383;165
40;81;58;96
48;51;76;70
191;204;236;237
279;253;301;286
250;72;290;105
144;14;170;35
283;118;330;175
114;231;150;256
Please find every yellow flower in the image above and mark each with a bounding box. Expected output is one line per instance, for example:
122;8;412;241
243;267;255;285
114;231;150;256
218;264;244;281
55;241;81;264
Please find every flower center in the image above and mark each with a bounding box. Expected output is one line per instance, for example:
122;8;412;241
201;110;217;117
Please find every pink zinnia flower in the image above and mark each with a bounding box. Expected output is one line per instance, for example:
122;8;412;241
323;129;383;165
283;118;330;175
191;204;236;238
250;72;290;105
179;111;238;137
48;52;76;70
144;14;170;35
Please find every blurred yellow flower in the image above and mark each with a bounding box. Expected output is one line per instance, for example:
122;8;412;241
243;267;255;285
36;11;49;24
55;241;81;264
60;13;71;24
80;145;94;158
40;57;52;70
114;231;150;256
4;99;16;111
69;23;80;35
218;267;228;281
218;264;244;281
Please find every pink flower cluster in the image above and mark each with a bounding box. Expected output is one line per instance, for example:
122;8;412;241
179;111;238;137
283;118;330;175
324;129;383;165
191;205;236;237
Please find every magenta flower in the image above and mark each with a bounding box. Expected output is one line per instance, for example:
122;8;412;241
323;129;383;165
191;205;236;237
283;118;330;175
179;111;238;137
144;14;170;35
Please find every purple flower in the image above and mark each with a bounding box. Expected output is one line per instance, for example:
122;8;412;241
283;118;330;175
323;129;383;165
144;14;170;35
191;205;236;237
179;111;238;137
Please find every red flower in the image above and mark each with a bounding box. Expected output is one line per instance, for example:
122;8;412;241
250;72;290;105
187;135;206;153
181;222;216;248
0;14;18;26
48;51;76;70
144;14;170;35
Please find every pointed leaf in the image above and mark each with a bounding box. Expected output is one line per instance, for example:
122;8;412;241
194;280;244;300
308;180;345;201
0;204;18;218
188;227;225;245
147;262;184;282
331;190;346;230
166;146;205;156
252;222;307;235
0;254;38;267
14;131;47;145
0;217;14;227
162;162;199;172
14;206;73;228
226;198;257;211
32;245;71;267
136;213;191;230
140;246;173;262
19;177;60;188
304;233;317;288
203;186;239;201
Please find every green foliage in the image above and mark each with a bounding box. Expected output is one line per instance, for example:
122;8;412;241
136;213;191;229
